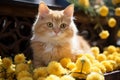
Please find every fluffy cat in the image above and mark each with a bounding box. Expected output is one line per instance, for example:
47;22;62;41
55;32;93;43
31;2;91;67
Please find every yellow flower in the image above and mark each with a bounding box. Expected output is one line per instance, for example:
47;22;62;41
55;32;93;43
7;65;15;74
103;51;109;56
78;0;90;8
115;56;120;65
75;56;91;74
19;77;33;80
97;54;107;62
117;30;120;37
84;54;95;63
37;77;46;80
47;61;67;76
115;7;120;16
99;5;109;17
91;47;100;58
91;66;102;73
108;18;117;28
108;60;117;70
60;58;71;68
116;47;120;53
14;54;26;64
93;62;106;73
112;0;120;5
76;53;84;59
17;71;32;80
0;66;5;78
16;63;29;73
45;75;60;80
67;62;76;70
0;78;4;80
99;30;109;39
61;75;75;80
101;60;114;72
33;67;48;79
86;72;105;80
107;45;116;54
71;69;87;79
2;57;12;69
107;54;115;61
0;56;2;65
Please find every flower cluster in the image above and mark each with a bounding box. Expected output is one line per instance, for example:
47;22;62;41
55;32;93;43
0;54;32;80
67;0;120;39
0;45;120;80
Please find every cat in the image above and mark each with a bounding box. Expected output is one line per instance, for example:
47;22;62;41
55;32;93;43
31;2;91;67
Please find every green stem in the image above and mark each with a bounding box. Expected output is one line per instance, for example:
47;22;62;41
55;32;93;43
80;59;85;73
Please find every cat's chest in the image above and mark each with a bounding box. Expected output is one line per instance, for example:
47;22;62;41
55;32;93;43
44;43;55;53
43;42;71;54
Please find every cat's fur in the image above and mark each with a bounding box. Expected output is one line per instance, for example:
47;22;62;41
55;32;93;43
31;2;91;67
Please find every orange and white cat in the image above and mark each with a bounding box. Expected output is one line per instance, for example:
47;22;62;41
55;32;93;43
31;2;91;67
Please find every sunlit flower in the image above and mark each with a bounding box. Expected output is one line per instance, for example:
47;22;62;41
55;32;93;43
117;30;120;37
93;62;106;73
112;0;120;5
107;45;116;54
47;61;67;76
16;63;29;73
97;54;107;62
115;7;120;16
7;64;15;74
2;57;12;69
17;71;32;80
99;30;109;39
91;66;102;73
45;75;60;80
91;47;100;58
75;56;91;74
108;18;117;28
19;77;33;80
33;67;48;80
108;60;117;70
0;66;5;78
37;77;46;80
60;58;71;68
86;72;105;80
67;62;76;70
114;56;120;66
61;75;75;80
103;51;109;56
0;56;2;65
84;54;95;63
14;53;26;64
71;69;87;79
99;5;109;16
78;0;90;8
101;60;114;72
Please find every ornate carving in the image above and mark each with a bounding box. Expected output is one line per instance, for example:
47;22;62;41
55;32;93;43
0;16;34;59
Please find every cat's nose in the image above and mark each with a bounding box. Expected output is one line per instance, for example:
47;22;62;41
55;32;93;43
53;28;60;35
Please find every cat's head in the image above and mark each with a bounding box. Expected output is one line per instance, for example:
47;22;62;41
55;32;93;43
33;2;78;42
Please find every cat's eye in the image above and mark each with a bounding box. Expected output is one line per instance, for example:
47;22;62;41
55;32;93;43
60;23;67;29
47;22;53;28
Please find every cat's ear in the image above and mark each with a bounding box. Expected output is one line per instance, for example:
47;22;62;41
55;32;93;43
63;4;74;17
38;2;49;17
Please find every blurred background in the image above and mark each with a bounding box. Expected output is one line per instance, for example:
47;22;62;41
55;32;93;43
14;0;70;7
